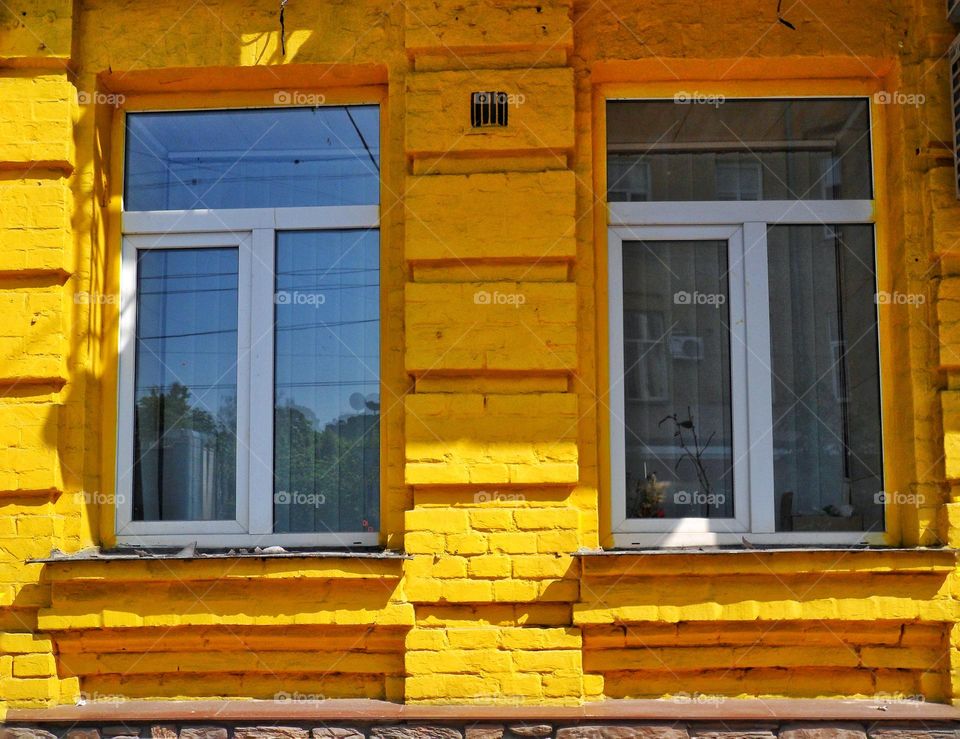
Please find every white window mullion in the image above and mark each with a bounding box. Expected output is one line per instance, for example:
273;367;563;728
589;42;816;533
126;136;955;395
607;228;629;533
248;227;276;536
234;233;254;534
742;221;776;533
115;236;140;532
726;227;752;533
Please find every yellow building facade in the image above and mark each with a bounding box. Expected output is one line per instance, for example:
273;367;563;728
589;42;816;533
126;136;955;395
2;0;960;731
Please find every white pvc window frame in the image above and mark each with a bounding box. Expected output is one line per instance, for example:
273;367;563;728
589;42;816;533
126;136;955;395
609;198;884;548
116;205;380;548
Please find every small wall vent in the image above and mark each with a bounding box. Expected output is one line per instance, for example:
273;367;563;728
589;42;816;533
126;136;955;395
950;0;960;23
471;92;509;128
951;34;960;197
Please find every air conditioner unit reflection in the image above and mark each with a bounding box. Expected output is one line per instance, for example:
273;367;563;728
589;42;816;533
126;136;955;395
139;429;217;520
669;334;704;361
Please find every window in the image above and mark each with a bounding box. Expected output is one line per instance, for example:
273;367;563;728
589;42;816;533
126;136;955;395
607;98;883;546
117;105;381;547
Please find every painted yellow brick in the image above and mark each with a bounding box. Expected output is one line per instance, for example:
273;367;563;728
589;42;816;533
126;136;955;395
537;530;580;552
446;533;488;555
406;68;575;156
440;579;494;602
488;532;539;554
492;579;539;602
0;676;58;701
542;674;584;698
405;674;499;701
405;171;576;262
16;516;63;537
861;646;943;669
405;577;444;602
0;75;73;163
513;649;581;672
514;508;580;530
0;632;53;655
405;508;469;534
404;0;572;54
447;628;500;649
408;648;512;674
11;653;57;677
500;627;581;650
468;509;516;531
467;555;513;579
537;579;579;601
404;531;446;554
943;391;960;480
0;288;65;381
406;393;579;486
406;555;469;579
511;554;577;580
0;178;71;273
406;630;449;651
494;672;542;696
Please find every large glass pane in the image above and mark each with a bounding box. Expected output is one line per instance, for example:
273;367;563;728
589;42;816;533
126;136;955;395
125;106;380;211
273;229;379;534
622;240;734;520
133;248;239;521
607;98;872;201
768;225;883;532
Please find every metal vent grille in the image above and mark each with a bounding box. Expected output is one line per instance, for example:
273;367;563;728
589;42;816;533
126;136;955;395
951;35;960;197
950;0;960;23
471;92;509;128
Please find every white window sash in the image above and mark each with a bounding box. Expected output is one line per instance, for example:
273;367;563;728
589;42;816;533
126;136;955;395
116;206;380;548
608;200;884;548
609;225;750;536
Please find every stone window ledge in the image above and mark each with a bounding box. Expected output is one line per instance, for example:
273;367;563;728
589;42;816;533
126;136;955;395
574;546;957;575
4;698;960;724
575;546;955;556
32;546;410;563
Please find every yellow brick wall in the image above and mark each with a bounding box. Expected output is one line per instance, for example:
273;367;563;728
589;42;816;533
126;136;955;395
0;0;959;715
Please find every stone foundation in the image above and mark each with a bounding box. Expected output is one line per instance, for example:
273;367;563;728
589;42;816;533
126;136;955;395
3;721;960;739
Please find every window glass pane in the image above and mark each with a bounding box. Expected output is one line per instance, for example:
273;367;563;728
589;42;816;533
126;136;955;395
273;229;379;534
607;98;872;201
622;240;734;520
768;225;883;532
133;248;239;521
125;106;380;211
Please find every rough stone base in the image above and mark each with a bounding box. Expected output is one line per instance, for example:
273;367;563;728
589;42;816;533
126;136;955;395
2;721;960;739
